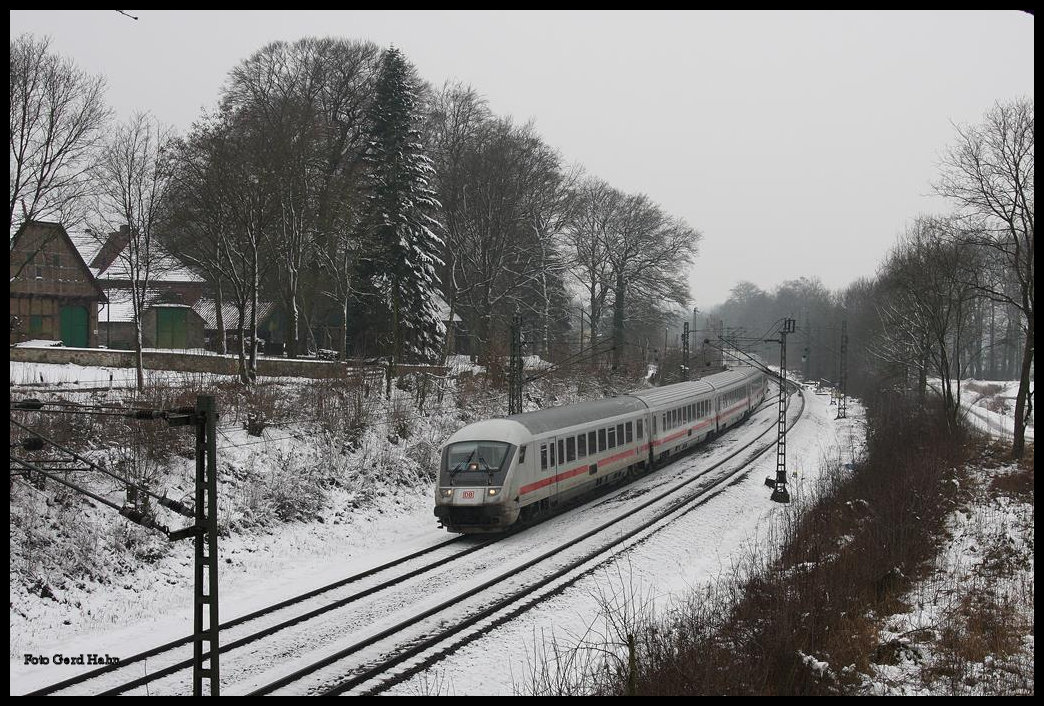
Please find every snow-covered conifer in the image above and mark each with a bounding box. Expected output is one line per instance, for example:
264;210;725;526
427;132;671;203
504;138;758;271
361;47;445;363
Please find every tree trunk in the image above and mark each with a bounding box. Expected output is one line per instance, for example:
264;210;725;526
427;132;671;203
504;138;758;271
390;292;401;397
236;306;249;384
341;295;350;360
611;273;626;371
285;297;300;358
988;301;996;379
1011;313;1033;460
215;281;227;355
134;316;145;391
131;278;145;391
249;263;259;381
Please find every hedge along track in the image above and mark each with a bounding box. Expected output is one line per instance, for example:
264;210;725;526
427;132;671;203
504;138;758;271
251;382;805;696
26;381;802;696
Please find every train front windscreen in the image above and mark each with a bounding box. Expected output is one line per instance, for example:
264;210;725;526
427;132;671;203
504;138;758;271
439;441;514;486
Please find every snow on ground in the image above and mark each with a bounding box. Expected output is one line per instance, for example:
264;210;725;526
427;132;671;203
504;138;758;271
853;377;1035;696
10;359;219;388
8;368;1033;695
9;428;444;694
385;383;865;695
954;379;1034;443
858;458;1034;695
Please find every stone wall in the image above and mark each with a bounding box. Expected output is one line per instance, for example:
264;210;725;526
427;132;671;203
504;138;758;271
9;345;446;380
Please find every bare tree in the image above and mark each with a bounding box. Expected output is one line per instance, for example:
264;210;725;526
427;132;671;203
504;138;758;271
162;115;224;353
872;217;981;429
430;111;570;360
211;116;278;383
221;37;380;358
428;82;492;361
935;97;1034;458
92;113;176;390
9;33;109;248
564;177;620;355
604;193;701;371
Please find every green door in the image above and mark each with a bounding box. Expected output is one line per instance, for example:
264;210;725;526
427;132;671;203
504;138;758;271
59;306;89;347
156;308;187;349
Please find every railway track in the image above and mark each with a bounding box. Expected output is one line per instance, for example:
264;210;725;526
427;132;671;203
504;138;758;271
25;535;483;696
305;384;806;696
25;382;804;696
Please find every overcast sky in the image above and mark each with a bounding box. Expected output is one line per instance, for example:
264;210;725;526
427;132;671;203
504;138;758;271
10;10;1034;308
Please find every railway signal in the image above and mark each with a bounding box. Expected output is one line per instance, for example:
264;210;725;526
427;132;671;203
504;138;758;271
764;317;795;503
836;320;848;419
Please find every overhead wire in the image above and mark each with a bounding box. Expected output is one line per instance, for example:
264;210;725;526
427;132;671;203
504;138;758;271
10;416;187;507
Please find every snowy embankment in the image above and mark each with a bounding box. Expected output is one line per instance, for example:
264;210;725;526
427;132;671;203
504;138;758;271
955;379;1034;442
9;366;1032;695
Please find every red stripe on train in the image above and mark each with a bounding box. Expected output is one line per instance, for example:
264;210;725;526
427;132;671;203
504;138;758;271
520;446;637;495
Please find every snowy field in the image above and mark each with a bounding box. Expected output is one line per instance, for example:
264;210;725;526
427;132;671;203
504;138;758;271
9;365;1033;695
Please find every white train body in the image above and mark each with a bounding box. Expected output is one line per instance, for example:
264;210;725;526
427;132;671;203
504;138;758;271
434;366;768;533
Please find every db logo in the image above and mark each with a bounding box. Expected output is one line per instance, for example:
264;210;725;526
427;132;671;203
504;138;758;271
461;490;475;499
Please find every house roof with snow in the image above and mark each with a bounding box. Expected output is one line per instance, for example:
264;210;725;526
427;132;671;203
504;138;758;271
433;293;462;323
70;226;204;284
98;288;202;323
192;298;276;330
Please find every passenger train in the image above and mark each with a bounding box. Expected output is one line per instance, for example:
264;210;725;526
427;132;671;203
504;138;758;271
434;365;769;533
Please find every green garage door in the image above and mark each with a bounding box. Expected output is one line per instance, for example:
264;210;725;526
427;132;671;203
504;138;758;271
59;306;89;348
156;308;187;349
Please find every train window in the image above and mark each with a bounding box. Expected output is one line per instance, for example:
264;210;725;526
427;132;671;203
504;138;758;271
578;433;587;457
607;426;616;449
662;414;667;430
540;444;547;470
550;441;556;467
625;421;633;443
566;436;576;462
519;445;526;464
617;423;625;444
598;428;607;452
558;439;565;465
588;431;597;454
637;419;644;438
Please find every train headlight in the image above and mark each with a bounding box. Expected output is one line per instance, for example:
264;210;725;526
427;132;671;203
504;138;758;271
488;488;499;496
440;488;453;498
